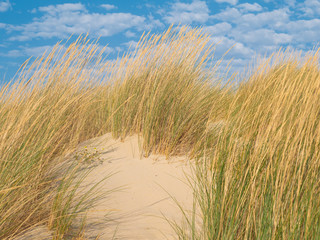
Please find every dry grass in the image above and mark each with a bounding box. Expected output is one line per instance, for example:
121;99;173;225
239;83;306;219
0;36;115;239
179;49;320;239
1;25;319;239
0;26;225;239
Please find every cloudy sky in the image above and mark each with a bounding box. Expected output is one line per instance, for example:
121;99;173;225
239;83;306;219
0;0;319;81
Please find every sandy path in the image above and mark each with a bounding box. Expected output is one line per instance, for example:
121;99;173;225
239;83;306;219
73;134;194;239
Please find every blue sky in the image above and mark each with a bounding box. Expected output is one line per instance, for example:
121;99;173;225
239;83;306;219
0;0;319;82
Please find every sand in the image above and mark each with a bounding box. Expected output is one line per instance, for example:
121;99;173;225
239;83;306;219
15;133;195;239
76;133;195;239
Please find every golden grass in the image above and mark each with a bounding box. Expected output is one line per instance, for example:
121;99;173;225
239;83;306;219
0;26;225;239
0;36;114;239
1;25;319;239
182;49;320;239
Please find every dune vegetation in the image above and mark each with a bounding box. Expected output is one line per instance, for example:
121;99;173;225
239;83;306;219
175;49;320;239
0;25;319;239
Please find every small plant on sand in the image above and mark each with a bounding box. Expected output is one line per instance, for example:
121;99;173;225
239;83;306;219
73;147;104;166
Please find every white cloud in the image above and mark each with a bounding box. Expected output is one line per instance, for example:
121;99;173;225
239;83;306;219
237;3;263;12
210;36;255;58
9;3;160;41
0;0;10;12
3;49;23;57
283;19;320;43
283;18;320;32
38;3;85;15
125;30;136;38
233;29;292;46
123;40;139;49
210;7;295;57
212;8;242;22
0;23;6;28
23;45;54;56
214;8;290;30
241;10;289;29
205;22;232;36
300;0;320;17
101;4;117;11
163;1;210;24
215;0;238;5
143;14;164;30
232;42;256;56
0;46;53;58
114;46;122;52
284;0;296;7
208;2;320;68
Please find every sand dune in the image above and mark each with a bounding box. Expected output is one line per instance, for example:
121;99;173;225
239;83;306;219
16;133;195;239
76;133;194;239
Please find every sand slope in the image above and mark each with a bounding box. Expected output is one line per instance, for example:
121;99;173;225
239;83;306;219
14;133;195;239
77;134;194;239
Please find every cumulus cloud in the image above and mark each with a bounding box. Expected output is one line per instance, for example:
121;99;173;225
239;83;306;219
213;7;290;31
23;45;55;56
144;14;164;30
163;1;209;24
123;40;139;49
233;29;292;46
282;19;320;43
124;30;136;38
205;22;232;36
210;36;255;58
9;3;161;41
0;45;54;58
4;49;23;57
240;8;290;29
209;6;296;60
0;0;11;12
283;18;320;32
284;0;296;7
215;0;238;5
237;3;263;12
38;3;85;15
212;8;242;22
300;0;320;17
101;4;117;11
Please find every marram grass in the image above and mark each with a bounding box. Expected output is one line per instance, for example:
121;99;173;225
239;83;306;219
0;25;319;240
0;26;226;239
177;49;320;240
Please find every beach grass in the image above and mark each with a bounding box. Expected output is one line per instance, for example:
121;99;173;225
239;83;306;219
176;49;320;239
0;25;319;239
